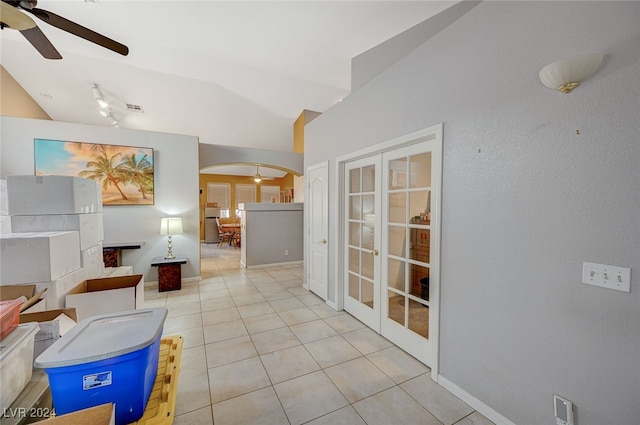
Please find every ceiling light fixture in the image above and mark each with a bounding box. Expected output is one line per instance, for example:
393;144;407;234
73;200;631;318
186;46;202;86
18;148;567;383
91;83;109;108
539;54;604;94
253;166;263;183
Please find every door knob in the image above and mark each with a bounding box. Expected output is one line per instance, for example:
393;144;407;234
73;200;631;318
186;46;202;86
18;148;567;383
319;239;327;244
371;249;379;256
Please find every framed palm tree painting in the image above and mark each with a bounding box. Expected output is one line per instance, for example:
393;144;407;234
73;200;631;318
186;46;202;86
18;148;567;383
34;139;154;206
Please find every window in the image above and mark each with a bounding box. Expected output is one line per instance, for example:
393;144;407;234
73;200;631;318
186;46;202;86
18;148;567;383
207;183;230;217
260;185;280;203
235;184;256;215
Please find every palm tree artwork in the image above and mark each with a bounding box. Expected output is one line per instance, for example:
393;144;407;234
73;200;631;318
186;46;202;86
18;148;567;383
34;139;155;205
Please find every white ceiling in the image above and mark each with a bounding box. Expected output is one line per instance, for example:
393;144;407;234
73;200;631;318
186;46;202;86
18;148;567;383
1;1;454;161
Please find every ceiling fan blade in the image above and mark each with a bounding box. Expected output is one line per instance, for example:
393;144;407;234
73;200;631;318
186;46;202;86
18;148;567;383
28;7;128;56
1;1;36;30
20;25;62;59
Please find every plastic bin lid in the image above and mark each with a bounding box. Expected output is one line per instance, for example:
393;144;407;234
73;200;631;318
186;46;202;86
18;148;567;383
34;308;167;368
1;299;23;318
0;322;39;362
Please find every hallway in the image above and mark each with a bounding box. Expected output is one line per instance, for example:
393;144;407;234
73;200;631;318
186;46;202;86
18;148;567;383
142;244;493;424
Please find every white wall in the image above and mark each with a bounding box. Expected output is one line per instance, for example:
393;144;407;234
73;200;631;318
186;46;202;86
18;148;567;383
1;116;200;283
304;2;639;425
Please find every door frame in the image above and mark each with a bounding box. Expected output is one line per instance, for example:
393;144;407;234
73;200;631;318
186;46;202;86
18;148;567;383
333;123;443;380
306;161;329;299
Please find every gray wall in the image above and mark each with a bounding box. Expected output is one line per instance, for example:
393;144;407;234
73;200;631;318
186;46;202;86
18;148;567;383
304;2;639;425
241;203;303;267
1;116;201;283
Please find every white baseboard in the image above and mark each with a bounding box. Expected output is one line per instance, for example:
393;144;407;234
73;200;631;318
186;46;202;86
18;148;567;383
245;260;303;269
437;375;516;425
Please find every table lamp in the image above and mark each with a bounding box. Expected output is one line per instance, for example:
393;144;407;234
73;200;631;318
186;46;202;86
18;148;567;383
160;217;183;259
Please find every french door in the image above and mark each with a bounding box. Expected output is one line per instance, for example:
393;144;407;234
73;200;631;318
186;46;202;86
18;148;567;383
344;156;382;331
342;131;441;368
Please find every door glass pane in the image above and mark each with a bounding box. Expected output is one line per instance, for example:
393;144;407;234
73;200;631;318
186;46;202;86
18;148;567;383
349;222;360;246
350;195;361;220
388;192;406;223
408;300;428;338
349;248;360;273
388;291;405;326
362;194;375;218
348;273;359;300
409;229;430;264
387;258;405;291
362;224;374;250
409;152;431;188
362;165;376;192
389;158;407;190
409;190;429;221
350;168;360;193
388;226;406;257
362;279;374;307
409;264;429;300
362;249;374;280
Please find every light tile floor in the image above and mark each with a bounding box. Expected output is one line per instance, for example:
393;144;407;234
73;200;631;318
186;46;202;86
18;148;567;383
142;244;494;425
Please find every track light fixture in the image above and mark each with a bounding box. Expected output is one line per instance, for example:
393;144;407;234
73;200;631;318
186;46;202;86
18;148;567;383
91;83;119;127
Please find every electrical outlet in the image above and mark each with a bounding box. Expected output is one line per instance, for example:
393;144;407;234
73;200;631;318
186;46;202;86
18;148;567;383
554;395;574;425
284;249;289;256
582;262;631;292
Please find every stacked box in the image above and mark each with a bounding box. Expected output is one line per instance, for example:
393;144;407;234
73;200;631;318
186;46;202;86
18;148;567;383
0;231;81;285
2;176;105;307
82;242;106;279
11;213;103;250
6;175;102;215
32;268;88;310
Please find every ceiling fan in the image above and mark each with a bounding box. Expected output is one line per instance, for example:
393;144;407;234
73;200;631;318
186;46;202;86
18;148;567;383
252;166;275;183
0;0;128;59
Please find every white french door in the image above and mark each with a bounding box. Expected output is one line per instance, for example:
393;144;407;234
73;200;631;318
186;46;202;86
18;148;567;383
341;127;441;369
380;142;440;366
343;156;382;332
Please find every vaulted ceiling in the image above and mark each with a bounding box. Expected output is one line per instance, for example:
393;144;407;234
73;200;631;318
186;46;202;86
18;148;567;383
1;1;455;162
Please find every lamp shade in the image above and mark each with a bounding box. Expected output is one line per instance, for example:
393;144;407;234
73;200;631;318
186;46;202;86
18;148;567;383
539;54;604;93
160;217;183;235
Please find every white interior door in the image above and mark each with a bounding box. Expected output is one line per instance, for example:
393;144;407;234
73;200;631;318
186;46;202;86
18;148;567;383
339;126;442;371
343;156;382;332
380;142;440;367
308;162;329;300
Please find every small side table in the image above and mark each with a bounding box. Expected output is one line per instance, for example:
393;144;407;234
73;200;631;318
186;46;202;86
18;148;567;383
151;256;187;292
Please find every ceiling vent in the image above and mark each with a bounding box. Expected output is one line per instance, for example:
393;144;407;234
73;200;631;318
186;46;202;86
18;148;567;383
126;103;144;113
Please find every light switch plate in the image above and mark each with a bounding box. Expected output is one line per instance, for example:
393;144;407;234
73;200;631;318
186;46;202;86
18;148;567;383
582;262;631;292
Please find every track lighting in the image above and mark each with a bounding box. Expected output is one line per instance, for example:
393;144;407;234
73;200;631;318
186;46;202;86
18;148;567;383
91;83;119;127
91;84;109;107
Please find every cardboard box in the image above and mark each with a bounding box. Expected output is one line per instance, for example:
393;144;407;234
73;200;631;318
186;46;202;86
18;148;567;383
11;213;103;250
0;179;8;216
0;231;81;284
33;267;87;310
82;243;105;279
0;284;47;313
37;403;115;425
0;216;11;235
19;308;78;358
65;274;144;321
6;175;102;215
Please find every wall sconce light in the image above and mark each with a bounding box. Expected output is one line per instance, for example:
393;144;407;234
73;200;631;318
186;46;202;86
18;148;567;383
253;166;263;183
539;54;604;93
160;217;183;259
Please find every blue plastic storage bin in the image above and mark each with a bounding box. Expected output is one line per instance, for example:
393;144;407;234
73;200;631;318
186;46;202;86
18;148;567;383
34;308;167;425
